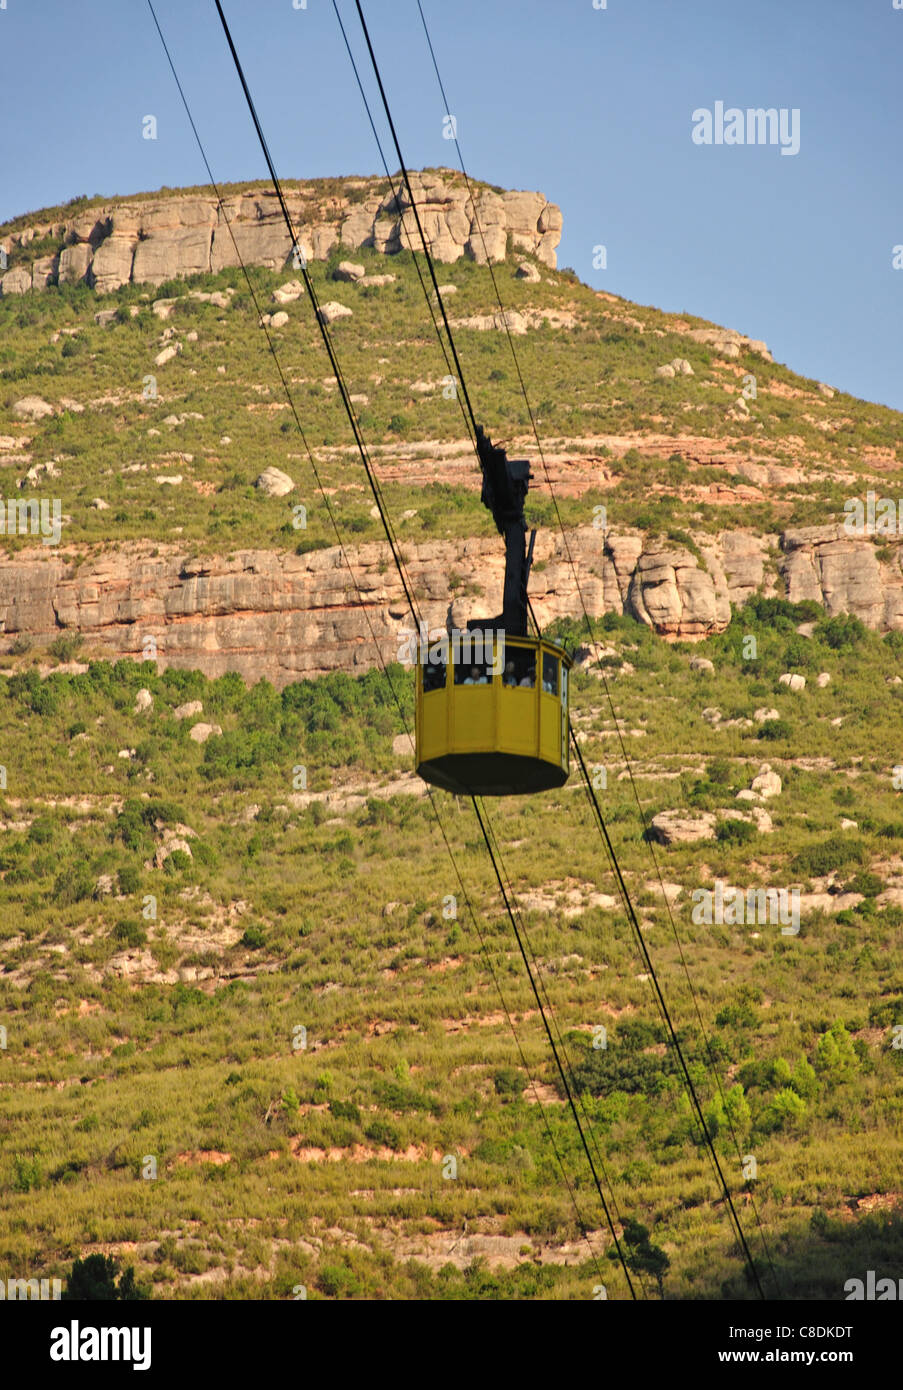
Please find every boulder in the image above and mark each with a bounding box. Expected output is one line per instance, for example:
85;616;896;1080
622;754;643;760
357;274;396;287
686;327;772;361
750;764;782;799
649;810;717;845
753;706;780;723
255;466;294;498
515;261;541;282
655;363;676;379
317;301;353;325
272;280;304;303
173;700;203;720
778;672;806;691
134;688;153;713
333;260;365;281
12;395;54;421
90;497;110;510
1;266;33;295
269;310;289;328
689;657;714;673
188;721;222;744
816;672;831;688
154;344;181;366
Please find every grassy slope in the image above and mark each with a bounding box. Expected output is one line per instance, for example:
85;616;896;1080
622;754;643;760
1;609;902;1299
1;241;901;559
1;194;902;1300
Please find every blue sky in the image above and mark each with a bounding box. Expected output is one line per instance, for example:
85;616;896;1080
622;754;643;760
2;0;902;409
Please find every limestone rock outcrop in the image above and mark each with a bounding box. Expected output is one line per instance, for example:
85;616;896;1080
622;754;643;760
0;171;562;297
0;522;897;688
781;524;903;629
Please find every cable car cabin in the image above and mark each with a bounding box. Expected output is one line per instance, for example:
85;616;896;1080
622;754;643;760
415;635;571;796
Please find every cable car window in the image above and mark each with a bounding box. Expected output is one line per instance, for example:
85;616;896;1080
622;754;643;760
423;659;446;692
455;660;491;686
542;653;559;695
503;648;536;689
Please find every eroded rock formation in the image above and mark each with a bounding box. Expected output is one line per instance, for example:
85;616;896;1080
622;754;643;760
0;172;562;296
0;524;898;687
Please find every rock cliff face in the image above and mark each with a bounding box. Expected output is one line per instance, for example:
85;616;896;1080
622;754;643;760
0;172;562;296
0;525;897;687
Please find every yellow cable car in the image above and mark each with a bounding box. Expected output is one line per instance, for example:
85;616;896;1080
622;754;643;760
415;633;571;796
413;425;572;797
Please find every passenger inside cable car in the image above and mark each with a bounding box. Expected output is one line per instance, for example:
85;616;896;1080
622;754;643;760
423;660;446;692
542;652;559;695
455;660;490;685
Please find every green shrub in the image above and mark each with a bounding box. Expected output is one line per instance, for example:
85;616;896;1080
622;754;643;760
329;1099;361;1124
791;839;868;877
52;865;93;905
492;1068;523;1099
759;1087;807;1132
814;1022;860;1084
48;633;84;662
844;870;884;897
716;818;756;845
815;614;868;650
113;919;147;948
163;850;191;875
13;1154;43;1192
62;1255;149;1300
318;1263;361;1298
758;719;791;741
364;1119;401;1149
117;865;141;896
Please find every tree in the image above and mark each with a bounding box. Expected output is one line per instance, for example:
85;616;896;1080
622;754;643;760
62;1255;150;1301
761;1087;807;1133
814;1022;859;1085
621;1218;670;1298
